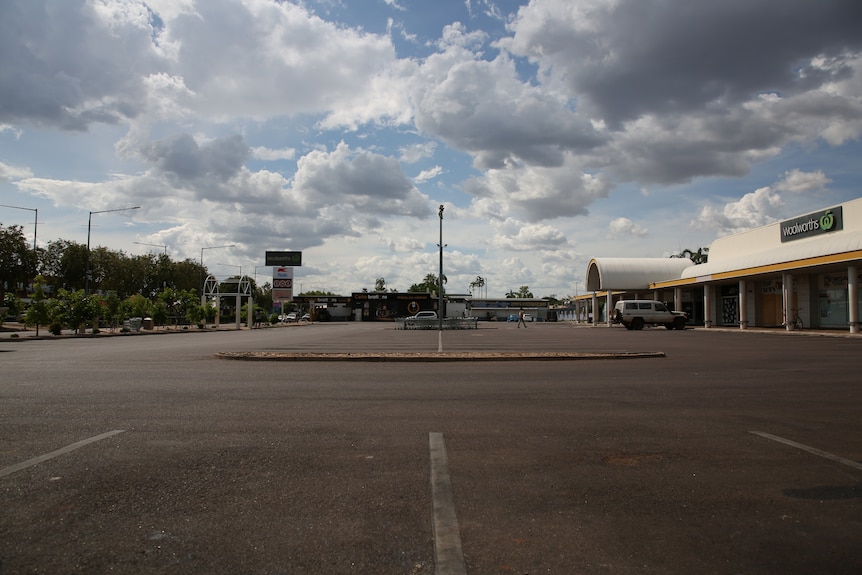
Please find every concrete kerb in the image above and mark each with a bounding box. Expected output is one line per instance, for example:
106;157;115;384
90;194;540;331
215;351;666;362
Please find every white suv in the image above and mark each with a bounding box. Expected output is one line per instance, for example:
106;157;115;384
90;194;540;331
612;300;687;331
407;311;437;320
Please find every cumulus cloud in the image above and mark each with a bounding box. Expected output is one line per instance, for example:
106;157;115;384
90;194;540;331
492;218;570;252
774;169;831;194
414;166;443;183
413;25;605;170
463;160;612;221
0;161;33;182
504;0;862;126
251;146;296;161
695;187;785;236
607;217;647;239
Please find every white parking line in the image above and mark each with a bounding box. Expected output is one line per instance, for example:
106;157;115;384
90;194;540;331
429;432;467;575
750;431;862;472
0;430;126;478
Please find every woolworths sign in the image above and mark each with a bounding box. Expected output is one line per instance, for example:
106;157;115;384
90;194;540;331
780;206;843;243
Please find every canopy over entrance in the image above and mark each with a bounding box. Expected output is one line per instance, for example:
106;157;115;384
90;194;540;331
586;257;692;292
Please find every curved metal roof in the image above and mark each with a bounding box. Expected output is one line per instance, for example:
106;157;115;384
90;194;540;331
586;257;692;291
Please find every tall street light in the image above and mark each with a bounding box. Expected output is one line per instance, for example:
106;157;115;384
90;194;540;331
438;204;445;350
133;241;167;255
86;206;140;295
200;244;236;292
0;204;38;279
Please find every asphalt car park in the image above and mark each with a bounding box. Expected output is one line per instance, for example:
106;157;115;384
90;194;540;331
1;323;860;574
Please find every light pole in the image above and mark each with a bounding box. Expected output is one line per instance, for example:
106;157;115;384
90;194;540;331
438;204;445;350
133;241;167;255
200;245;235;277
86;206;140;294
0;204;38;278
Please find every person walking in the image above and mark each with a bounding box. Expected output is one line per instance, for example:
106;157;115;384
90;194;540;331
517;308;527;328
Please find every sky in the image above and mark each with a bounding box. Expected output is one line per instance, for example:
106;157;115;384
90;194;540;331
1;0;861;299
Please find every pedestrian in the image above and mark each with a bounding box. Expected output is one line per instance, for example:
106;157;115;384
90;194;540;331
517;307;527;328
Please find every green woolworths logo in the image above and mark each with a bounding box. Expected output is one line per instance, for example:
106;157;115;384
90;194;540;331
820;210;835;230
780;206;843;242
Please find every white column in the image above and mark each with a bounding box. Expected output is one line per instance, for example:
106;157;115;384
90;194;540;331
703;285;712;328
738;279;748;330
782;273;793;331
591;292;598;326
849;265;859;334
605;291;612;326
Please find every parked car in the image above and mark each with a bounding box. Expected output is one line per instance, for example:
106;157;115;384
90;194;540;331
406;311;437;320
507;313;532;322
612;300;687;330
301;313;310;321
279;312;297;323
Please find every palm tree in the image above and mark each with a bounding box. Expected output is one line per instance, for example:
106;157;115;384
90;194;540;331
469;275;485;297
672;247;709;264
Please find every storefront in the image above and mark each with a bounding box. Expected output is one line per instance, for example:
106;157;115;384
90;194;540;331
584;198;862;334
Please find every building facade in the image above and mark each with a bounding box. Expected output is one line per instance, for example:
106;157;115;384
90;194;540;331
584;198;862;333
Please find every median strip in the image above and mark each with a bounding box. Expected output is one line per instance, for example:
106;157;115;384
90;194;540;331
429;432;467;575
215;351;665;361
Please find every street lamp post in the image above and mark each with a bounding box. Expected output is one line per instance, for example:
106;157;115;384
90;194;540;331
0;204;38;278
438;204;445;350
86;206;140;295
200;244;236;294
133;241;167;255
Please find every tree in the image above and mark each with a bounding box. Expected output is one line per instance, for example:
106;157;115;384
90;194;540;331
52;289;97;334
672;247;709;264
24;275;50;336
469;275;485;297
374;277;386;292
409;273;446;294
0;224;33;300
506;286;534;298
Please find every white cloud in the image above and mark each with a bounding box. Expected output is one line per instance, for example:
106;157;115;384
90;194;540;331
251;146;296;161
399;141;437;163
695;186;785;236
774;169;831;194
414;166;443;183
607;217;647;239
0;161;33;182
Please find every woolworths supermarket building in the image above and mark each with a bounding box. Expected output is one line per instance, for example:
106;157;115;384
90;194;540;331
583;197;862;334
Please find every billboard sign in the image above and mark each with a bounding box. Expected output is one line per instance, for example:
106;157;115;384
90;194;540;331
265;251;302;266
272;266;294;301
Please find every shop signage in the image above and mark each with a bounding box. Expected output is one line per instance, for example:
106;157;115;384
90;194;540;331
780;206;843;243
265;251;302;266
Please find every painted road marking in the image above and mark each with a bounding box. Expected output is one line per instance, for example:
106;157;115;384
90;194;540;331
429;432;467;575
0;430;126;478
750;431;862;472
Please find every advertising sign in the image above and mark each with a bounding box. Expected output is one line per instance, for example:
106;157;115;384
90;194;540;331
265;251;302;266
272;267;294;301
273;267;294;279
780;206;843;243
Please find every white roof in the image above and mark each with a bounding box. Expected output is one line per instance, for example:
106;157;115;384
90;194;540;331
586;258;692;291
681;229;862;279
